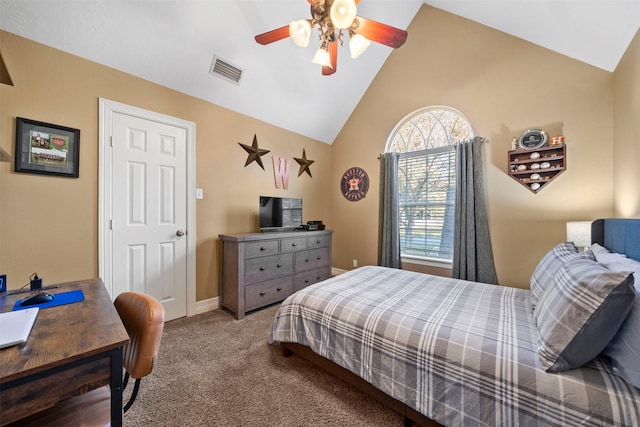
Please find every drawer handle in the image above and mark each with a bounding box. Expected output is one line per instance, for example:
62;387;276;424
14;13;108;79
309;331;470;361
305;258;309;262
316;276;321;280
304;279;309;283
276;287;282;291
260;247;266;251
291;243;296;247
259;291;266;296
277;263;282;268
316;240;321;244
259;266;266;271
316;256;321;260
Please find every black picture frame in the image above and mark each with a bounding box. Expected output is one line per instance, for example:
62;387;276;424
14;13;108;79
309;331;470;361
14;117;80;178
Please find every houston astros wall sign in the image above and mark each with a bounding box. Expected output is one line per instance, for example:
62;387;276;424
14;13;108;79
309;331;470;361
341;167;369;202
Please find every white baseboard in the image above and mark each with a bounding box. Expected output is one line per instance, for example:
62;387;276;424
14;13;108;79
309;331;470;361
195;296;220;314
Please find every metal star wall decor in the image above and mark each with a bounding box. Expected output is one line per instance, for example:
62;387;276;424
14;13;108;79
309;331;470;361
294;148;315;177
238;134;270;170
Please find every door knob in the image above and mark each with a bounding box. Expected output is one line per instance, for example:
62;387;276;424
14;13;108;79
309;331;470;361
176;230;185;236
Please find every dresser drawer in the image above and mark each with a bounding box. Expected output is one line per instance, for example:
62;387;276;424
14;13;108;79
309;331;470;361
245;277;293;311
280;237;307;253
219;230;331;319
245;240;279;259
293;267;331;292
307;235;330;249
295;247;330;272
245;253;293;284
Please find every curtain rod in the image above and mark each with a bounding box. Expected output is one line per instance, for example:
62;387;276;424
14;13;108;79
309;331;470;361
378;137;487;159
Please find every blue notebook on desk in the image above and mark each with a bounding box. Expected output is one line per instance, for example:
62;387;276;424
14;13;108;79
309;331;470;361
12;290;85;311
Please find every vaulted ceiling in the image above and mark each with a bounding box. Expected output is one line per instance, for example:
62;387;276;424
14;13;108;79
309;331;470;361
1;1;638;144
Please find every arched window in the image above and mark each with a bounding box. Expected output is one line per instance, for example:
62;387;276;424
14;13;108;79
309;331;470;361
386;107;474;263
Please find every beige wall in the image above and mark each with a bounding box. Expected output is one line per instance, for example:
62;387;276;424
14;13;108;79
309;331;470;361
331;5;615;287
1;6;637;297
0;31;332;299
613;29;640;217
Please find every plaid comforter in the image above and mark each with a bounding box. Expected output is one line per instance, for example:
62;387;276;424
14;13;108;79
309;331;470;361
270;266;640;426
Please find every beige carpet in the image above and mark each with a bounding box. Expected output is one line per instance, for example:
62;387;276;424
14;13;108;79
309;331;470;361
123;304;404;426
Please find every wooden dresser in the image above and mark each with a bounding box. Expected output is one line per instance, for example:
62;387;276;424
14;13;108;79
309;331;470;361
219;230;332;319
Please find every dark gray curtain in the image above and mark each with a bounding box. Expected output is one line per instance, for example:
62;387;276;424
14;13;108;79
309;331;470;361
378;152;402;268
453;137;498;284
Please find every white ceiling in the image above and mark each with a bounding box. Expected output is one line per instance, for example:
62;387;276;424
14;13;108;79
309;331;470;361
1;1;639;144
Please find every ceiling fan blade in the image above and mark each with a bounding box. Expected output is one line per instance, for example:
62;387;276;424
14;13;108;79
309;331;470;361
255;25;290;45
322;41;338;76
354;16;407;48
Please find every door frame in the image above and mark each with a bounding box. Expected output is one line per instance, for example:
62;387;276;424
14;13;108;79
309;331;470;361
98;98;196;317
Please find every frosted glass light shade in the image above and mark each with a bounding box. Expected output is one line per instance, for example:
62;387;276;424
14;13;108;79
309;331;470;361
289;20;311;47
330;0;357;29
312;48;332;67
349;33;370;58
566;221;592;250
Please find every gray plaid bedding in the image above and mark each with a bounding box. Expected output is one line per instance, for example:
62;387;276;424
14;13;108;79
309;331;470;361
270;266;640;426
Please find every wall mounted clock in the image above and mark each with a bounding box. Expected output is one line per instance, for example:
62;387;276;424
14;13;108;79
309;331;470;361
518;129;548;150
340;167;369;202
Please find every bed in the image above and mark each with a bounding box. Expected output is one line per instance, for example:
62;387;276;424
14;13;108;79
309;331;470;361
269;218;640;426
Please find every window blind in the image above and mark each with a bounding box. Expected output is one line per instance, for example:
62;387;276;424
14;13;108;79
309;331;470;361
398;146;456;260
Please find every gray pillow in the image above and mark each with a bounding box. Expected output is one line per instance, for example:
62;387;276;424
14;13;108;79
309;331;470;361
598;256;640;388
535;253;635;372
530;242;579;309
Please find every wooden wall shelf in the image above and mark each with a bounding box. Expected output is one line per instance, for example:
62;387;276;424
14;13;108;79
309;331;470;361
508;144;566;193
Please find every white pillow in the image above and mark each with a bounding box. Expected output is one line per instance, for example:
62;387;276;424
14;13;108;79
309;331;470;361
595;251;640;288
590;243;612;257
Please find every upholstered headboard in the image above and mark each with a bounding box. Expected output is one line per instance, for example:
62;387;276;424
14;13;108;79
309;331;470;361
591;218;640;262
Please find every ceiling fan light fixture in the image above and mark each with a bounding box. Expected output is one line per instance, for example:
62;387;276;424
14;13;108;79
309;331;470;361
349;33;370;58
255;2;408;76
289;20;311;47
312;46;332;68
330;0;357;29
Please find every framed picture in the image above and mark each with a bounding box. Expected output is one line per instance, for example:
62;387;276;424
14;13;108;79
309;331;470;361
14;117;80;178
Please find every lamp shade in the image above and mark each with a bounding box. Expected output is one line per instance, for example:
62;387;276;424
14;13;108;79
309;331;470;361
566;221;592;250
330;0;357;29
289;20;311;47
349;33;370;58
311;48;332;67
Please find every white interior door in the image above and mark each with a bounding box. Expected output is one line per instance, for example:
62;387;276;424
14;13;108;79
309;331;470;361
99;99;196;321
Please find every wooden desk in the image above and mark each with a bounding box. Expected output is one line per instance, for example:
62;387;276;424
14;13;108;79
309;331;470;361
0;279;129;426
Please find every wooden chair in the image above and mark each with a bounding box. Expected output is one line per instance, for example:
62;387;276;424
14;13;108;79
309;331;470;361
10;291;165;426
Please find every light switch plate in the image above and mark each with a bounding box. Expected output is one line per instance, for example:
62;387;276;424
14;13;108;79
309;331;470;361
195;188;204;199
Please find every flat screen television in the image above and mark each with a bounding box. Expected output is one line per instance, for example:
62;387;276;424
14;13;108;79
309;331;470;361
259;196;302;232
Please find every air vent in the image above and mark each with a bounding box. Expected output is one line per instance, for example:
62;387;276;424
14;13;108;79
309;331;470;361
209;55;243;85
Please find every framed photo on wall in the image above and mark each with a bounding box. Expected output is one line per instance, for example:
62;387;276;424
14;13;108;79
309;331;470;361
14;117;80;178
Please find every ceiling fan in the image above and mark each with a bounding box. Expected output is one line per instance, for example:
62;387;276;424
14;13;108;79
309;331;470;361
255;0;408;76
